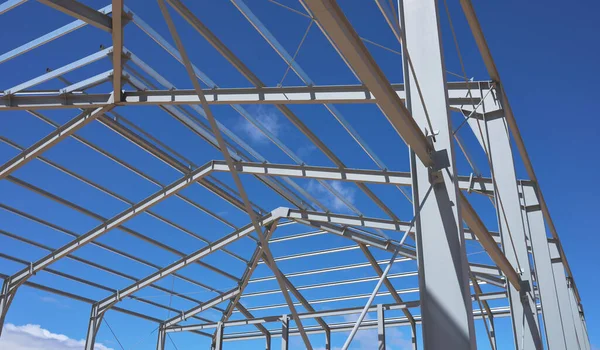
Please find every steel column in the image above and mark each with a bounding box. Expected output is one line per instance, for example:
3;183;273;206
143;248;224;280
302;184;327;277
156;325;166;350
549;242;580;348
377;304;385;350
281;315;289;350
214;322;224;350
401;0;476;348
522;185;567;349
0;279;16;337
568;280;587;350
468;106;542;348
84;303;104;350
111;0;124;102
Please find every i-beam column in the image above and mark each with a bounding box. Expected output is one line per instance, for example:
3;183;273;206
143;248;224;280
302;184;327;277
522;184;567;349
401;0;476;348
549;241;580;348
468;91;542;348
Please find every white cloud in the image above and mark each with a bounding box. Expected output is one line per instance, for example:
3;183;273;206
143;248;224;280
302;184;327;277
336;314;413;350
297;143;317;158
307;180;356;212
238;106;283;144
0;324;113;350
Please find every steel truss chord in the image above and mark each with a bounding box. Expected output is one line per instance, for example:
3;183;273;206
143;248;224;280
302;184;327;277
37;0;113;32
0;82;498;110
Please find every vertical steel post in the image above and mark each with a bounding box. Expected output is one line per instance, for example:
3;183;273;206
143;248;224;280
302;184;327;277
214;321;224;350
568;279;587;350
156;324;167;350
84;303;104;350
522;184;567;349
468;96;542;348
400;0;476;348
281;315;289;350
0;279;16;337
377;304;386;350
549;242;580;348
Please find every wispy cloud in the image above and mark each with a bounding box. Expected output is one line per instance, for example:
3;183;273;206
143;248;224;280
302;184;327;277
307;180;356;212
297;143;317;159
39;295;70;309
0;324;113;350
337;314;413;350
311;314;413;349
237;106;283;144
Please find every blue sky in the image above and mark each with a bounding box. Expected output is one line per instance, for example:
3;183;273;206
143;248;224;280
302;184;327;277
0;0;598;349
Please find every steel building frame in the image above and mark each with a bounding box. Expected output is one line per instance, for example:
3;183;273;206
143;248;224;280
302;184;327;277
0;0;590;349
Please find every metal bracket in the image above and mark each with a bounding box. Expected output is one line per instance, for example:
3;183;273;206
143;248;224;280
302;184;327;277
428;149;450;184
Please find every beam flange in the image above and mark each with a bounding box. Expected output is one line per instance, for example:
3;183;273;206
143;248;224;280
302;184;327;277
37;0;112;32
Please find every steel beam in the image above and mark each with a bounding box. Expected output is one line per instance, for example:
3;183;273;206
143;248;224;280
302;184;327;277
214;322;224;350
221;304;527;342
468;106;541;347
0;4;112;64
281;315;289;350
549;241;580;348
567;280;587;350
0;82;497;110
1;157;216;307
459;0;583;308
400;0;477;346
37;0;112;32
121;83;488;108
0;274;210;338
3;47;112;94
0;105;112;180
166;290;506;334
83;211;279;349
302;0;430;163
377;304;385;350
165;0;399;226
158;1;313;347
522;185;567;349
111;0;124;102
0;0;26;14
212;226;275;338
160;224;278;346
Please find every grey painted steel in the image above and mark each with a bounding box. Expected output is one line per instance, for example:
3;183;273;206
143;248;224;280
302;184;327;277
82;211;280;349
304;0;520;292
468;107;542;347
158;1;314;347
377;304;385;350
221;305;534;342
37;0;112;32
0;83;494;110
0;105;112;179
3;158;216;299
0;4;112;64
214;322;224;350
522;185;567;349
0;280;15;337
0;0;26;14
401;0;476;348
111;0;124;103
281;315;289;350
459;0;584;306
568;281;586;349
0;0;589;348
156;325;166;350
550;242;580;348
